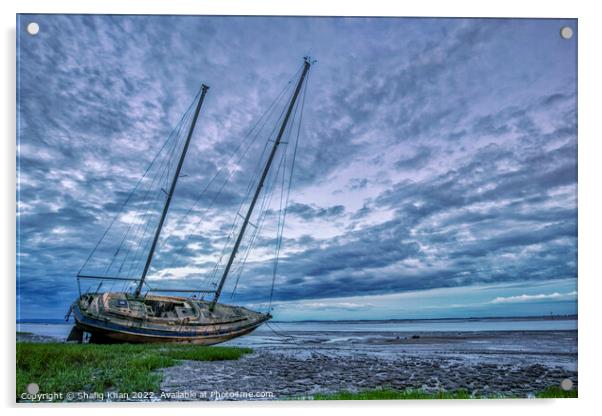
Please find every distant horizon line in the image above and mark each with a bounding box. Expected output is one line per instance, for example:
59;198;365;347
17;313;578;324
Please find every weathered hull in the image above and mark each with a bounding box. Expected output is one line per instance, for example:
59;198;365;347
73;314;265;345
70;292;271;345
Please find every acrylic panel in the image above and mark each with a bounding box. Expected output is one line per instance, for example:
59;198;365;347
16;14;577;402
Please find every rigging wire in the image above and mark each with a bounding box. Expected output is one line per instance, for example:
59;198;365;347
89;96;194;281
96;99;194;277
204;125;279;287
121;106;194;278
210;64;311;306
118;94;198;277
78;90;200;277
264;321;298;343
229;143;288;298
79;60;311;306
268;69;311;309
208;106;290;292
156;66;302;254
155;75;296;284
228;67;311;305
159;69;300;291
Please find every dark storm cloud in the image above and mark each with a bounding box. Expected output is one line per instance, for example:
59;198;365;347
16;15;576;317
394;146;433;170
286;202;345;220
377;140;576;221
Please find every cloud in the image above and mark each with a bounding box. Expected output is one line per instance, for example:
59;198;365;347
16;16;577;318
490;291;577;304
286;202;345;220
290;301;373;310
394;146;433;170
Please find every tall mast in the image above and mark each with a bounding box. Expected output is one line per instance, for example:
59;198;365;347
134;84;210;297
209;58;311;310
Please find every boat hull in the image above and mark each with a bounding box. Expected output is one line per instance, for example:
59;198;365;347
70;293;271;345
73;315;265;345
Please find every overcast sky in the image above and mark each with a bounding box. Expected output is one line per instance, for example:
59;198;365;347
17;15;577;320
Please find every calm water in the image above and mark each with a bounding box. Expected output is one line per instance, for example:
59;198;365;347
17;318;577;341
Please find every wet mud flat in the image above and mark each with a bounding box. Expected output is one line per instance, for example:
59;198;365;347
160;330;578;400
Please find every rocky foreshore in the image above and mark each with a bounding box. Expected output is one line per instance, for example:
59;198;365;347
161;346;577;400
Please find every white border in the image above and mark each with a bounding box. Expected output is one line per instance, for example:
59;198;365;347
3;1;601;415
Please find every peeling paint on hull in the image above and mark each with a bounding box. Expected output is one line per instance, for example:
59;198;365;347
70;292;271;345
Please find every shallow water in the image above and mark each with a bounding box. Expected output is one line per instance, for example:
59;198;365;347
18;318;578;371
17;317;577;342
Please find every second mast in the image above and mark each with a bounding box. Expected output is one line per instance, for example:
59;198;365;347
209;58;312;310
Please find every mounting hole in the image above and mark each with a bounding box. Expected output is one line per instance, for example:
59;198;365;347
560;378;573;391
26;22;40;36
560;26;573;40
26;382;39;395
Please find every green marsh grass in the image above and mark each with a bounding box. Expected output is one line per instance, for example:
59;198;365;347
312;389;473;400
535;386;578;398
312;386;578;400
16;342;576;402
16;342;252;401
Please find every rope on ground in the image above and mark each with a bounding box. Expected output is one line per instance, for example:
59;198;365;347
264;321;299;343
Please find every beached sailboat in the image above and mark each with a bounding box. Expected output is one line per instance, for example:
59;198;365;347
66;58;313;344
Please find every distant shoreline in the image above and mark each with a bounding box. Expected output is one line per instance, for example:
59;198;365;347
17;314;578;325
273;314;578;324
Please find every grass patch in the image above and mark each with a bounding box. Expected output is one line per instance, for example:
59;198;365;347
16;342;252;401
313;389;473;400
312;386;578;400
536;386;578;398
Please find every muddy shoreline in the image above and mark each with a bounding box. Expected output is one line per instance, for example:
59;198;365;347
17;329;578;400
161;330;578;400
161;350;577;400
